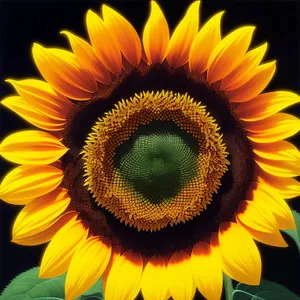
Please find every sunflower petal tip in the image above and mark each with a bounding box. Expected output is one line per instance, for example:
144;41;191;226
149;1;164;19
150;0;160;9
87;9;97;17
32;43;45;55
60;30;69;36
216;10;225;19
32;42;42;49
11;235;19;244
283;240;289;248
101;4;118;19
5;79;16;84
241;25;256;35
269;60;277;69
86;9;98;22
248;26;256;34
101;3;111;11
189;0;201;10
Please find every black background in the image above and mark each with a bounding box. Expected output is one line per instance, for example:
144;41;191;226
1;0;300;299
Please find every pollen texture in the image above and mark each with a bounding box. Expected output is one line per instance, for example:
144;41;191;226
82;91;229;231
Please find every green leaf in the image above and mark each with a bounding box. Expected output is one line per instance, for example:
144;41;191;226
283;210;300;254
223;273;234;300
0;267;65;300
232;279;300;300
0;267;104;300
79;293;103;300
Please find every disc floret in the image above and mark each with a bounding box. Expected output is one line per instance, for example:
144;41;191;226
82;90;229;231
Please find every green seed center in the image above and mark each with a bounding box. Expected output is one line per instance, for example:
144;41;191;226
114;121;199;204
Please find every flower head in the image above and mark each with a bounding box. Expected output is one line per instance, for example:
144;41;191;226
1;2;300;300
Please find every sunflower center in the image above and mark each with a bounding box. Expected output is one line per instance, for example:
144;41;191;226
115;120;198;204
63;65;255;255
82;90;229;231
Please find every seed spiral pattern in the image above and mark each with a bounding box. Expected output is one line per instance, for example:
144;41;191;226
82;90;229;231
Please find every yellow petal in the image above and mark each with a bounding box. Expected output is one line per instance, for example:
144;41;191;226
1;96;66;131
227;61;276;103
32;44;97;100
236;91;300;121
191;241;223;300
5;79;72;121
0;165;63;204
105;250;143;300
101;247;121;295
221;43;268;90
218;222;261;285
61;31;111;84
12;188;70;242
65;236;112;300
236;218;287;248
141;255;169;300
247;113;300;143
166;1;200;68
247;182;296;230
189;11;224;74
207;26;255;83
255;167;300;199
39;217;88;278
236;200;287;247
102;5;142;67
167;251;196;300
86;10;122;76
252;140;300;161
0;130;68;165
12;211;77;246
143;1;170;64
255;156;300;178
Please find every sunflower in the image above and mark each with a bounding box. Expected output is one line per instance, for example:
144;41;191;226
0;1;300;300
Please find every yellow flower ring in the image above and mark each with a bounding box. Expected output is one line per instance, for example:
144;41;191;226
1;1;300;300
